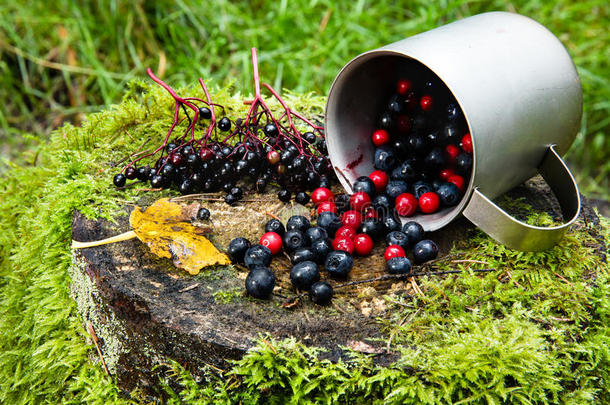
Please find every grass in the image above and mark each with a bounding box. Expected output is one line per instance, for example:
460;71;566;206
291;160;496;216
0;81;607;403
0;0;609;198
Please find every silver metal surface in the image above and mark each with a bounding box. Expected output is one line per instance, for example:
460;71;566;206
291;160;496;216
325;11;582;251
462;145;580;251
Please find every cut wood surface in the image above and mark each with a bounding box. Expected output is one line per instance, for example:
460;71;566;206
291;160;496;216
70;176;604;396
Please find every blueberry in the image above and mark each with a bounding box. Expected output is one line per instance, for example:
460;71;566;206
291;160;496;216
442;124;461;145
446;103;461;121
413;239;439;264
424;147;446;169
386;231;409;250
325;250;353;277
114;172;128;187
295;191;310;205
246;266;275;299
358;218;385;241
353;176;376;196
305;226;328;245
425;130;441;147
286;215;311;233
407;134;427;154
412;181;434;199
264;218;285;237
309;281;333;305
373;194;393;217
197;207;210;221
432;179;444;191
386;257;412;274
227;237;252;264
311;238;333;264
283;230;306;252
374;145;397;172
385;180;409;199
290;261;321;290
317;211;342;238
437;183;461;206
244;244;272;269
391;160;418;182
456;153;473;176
402;221;425;247
383;213;402;233
291;247;317;265
387;94;405;114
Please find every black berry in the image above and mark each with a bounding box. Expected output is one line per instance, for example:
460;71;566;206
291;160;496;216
246;266;275;299
413;239;439;264
244;244;272;269
309;281;333;305
227;237;251;264
290;261;320;290
325;250;353;277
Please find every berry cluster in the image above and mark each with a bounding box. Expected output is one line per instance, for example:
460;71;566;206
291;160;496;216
367;74;473;217
228;184;439;305
112;49;335;205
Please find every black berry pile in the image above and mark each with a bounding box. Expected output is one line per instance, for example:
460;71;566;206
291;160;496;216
228;184;440;304
365;72;473;218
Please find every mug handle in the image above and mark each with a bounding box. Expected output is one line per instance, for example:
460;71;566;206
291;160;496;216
462;145;581;251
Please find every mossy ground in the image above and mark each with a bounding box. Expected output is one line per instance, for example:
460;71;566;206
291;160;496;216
0;83;608;404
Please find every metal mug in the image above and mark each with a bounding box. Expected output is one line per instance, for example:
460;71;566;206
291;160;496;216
325;12;581;251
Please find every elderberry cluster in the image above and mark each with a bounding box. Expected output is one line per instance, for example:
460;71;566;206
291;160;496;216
113;121;333;205
112;49;336;205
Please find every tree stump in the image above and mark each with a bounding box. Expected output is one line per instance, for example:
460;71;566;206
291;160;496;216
70;176;604;397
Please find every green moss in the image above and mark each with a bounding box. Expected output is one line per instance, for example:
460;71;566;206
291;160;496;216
1;81;608;403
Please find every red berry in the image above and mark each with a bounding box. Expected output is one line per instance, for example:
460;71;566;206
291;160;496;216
260;232;283;255
333;237;354;254
317;200;337;214
397;115;411;132
336;225;356;241
350;192;372;212
445;144;460;165
170;153;184;166
312;187;334;204
420;95;434;111
461;133;473;154
384;245;406;261
396;79;412;95
419;192;440;214
369;170;389;192
371;129;390;147
395;193;417;217
439;168;455;181
448;174;466;192
199;148;214;161
354;234;374;256
341;210;362;229
267;150;280;165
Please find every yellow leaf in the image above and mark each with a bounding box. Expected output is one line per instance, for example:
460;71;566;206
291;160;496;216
129;198;230;274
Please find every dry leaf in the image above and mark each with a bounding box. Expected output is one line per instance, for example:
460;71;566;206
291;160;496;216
129;198;230;274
